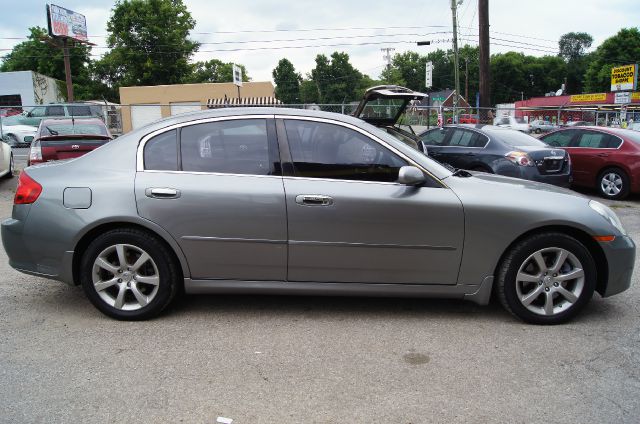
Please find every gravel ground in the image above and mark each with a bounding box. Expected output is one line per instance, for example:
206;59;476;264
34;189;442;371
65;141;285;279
0;157;639;424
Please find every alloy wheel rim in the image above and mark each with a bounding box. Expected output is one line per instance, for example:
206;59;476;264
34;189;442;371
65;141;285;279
601;173;622;196
92;243;160;311
515;247;585;316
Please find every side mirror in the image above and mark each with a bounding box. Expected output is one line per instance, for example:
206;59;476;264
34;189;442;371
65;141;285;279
398;166;426;186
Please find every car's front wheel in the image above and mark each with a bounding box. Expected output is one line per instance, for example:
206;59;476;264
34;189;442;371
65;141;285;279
496;232;596;324
80;228;181;320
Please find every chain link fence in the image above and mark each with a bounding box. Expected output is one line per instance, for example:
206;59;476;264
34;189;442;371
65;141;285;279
2;102;638;143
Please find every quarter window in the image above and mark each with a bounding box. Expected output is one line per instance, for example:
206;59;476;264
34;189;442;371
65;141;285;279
29;107;46;118
180;119;272;175
144;129;178;171
284;120;407;182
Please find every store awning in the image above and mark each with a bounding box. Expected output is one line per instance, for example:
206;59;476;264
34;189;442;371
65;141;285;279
207;96;282;108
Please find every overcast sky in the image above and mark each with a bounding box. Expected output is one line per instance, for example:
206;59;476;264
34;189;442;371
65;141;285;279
1;0;638;83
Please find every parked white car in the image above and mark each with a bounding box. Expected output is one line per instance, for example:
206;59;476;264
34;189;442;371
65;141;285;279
1;124;37;147
494;116;531;133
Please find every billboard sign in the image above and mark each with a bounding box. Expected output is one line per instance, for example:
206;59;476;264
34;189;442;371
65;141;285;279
47;4;88;42
232;64;243;87
610;64;637;92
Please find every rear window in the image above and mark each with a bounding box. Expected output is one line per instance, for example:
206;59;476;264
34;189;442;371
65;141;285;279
42;123;108;136
483;127;547;147
359;98;405;121
68;105;92;116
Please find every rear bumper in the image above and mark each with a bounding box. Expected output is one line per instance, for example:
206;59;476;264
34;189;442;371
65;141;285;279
600;235;636;297
1;216;75;285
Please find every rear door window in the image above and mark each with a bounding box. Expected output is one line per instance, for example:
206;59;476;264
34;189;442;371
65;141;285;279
576;131;609;148
180;119;274;175
448;129;488;147
68;105;92;116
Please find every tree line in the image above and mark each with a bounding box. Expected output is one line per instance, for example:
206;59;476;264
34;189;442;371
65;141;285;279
1;0;638;105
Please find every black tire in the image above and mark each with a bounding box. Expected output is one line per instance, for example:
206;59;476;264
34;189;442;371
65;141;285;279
3;154;13;179
496;232;596;325
597;167;630;200
80;228;181;320
535;128;541;134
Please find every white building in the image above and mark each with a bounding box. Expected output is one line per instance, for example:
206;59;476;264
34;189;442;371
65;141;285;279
0;71;66;109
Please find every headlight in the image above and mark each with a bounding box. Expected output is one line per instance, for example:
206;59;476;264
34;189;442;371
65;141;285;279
589;200;627;235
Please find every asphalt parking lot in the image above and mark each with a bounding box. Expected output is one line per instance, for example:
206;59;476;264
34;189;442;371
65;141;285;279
1;155;639;423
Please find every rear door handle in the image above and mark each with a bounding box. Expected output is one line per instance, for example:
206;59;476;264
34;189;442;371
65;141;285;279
145;187;181;199
295;194;334;206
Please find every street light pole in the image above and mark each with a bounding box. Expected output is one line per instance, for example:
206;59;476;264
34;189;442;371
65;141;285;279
451;0;461;123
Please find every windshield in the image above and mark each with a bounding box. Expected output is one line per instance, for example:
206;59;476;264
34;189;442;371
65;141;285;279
42;123;108;137
1;114;22;126
483;127;548;147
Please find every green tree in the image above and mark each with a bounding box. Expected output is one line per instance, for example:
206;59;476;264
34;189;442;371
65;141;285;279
0;26;95;100
310;52;363;103
185;59;249;83
299;79;319;103
491;52;566;104
96;0;199;92
380;51;426;91
272;58;301;103
558;32;593;94
584;28;640;93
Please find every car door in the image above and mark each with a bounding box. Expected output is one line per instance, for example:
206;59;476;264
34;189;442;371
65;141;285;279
279;117;464;285
568;130;617;187
437;128;489;170
418;127;450;164
135;116;288;281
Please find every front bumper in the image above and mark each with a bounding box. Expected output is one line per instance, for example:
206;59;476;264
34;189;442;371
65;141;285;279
600;235;636;297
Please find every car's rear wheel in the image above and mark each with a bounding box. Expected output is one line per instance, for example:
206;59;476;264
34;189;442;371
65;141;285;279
496;232;596;324
80;228;180;320
597;167;629;200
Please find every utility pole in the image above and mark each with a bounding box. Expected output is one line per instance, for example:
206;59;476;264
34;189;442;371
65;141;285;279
62;39;74;101
478;0;491;118
451;0;461;122
381;48;395;71
464;57;469;103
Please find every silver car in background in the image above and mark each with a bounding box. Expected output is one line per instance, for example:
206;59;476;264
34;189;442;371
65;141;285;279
1;108;635;324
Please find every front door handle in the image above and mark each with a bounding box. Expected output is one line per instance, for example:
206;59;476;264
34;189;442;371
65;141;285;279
596;153;609;157
145;187;181;199
295;194;334;206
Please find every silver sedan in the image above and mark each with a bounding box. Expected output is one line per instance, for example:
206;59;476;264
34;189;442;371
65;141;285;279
1;108;635;324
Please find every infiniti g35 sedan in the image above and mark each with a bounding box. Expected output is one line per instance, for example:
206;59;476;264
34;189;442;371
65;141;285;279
1;108;635;324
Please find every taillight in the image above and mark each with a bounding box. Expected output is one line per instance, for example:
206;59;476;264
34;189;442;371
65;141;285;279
29;141;42;164
505;151;534;166
14;171;42;205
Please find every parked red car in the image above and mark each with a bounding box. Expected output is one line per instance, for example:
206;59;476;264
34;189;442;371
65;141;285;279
0;107;22;118
540;127;640;199
446;114;479;124
29;118;112;166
